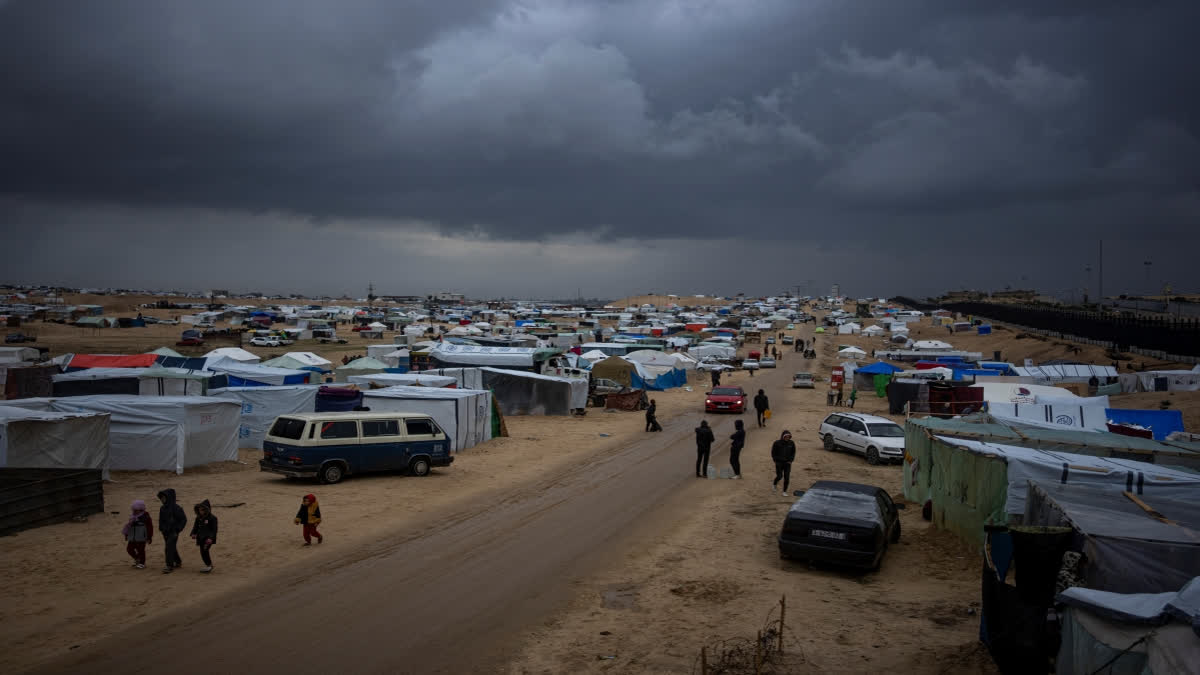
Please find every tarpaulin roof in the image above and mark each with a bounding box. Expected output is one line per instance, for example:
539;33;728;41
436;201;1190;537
69;353;159;369
203;347;261;363
856;361;903;375
1014;364;1118;379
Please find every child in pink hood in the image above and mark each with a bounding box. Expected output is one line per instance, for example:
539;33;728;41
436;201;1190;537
122;500;154;569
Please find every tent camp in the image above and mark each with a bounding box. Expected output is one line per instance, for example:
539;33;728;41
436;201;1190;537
211;385;319;449
346;373;457;388
205;360;312;386
0;405;110;475
203;347;261;364
901;431;1200;546
3;396;240;473
53;366;214;397
360;386;492;451
261;353;333;373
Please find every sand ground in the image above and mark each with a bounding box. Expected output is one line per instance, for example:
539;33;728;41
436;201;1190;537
2;297;1196;673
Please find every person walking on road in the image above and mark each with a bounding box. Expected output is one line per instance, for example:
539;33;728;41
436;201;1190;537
753;389;769;428
695;420;715;477
295;493;323;545
190;499;218;573
771;430;796;497
157;488;187;573
645;399;662;432
729;419;746;479
122;499;154;570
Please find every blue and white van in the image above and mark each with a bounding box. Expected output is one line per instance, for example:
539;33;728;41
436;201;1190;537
260;412;453;484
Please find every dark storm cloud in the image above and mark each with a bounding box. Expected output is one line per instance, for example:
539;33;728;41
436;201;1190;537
1;0;1198;297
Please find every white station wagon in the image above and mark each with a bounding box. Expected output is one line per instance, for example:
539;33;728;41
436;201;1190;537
818;413;905;465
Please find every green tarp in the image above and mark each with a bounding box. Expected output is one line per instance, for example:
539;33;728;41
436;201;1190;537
873;374;891;398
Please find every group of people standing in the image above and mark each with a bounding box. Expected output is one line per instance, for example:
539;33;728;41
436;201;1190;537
122;490;218;573
693;419;796;495
121;492;323;573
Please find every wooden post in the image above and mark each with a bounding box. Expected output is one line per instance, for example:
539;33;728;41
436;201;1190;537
778;594;786;654
701;646;707;675
756;629;762;674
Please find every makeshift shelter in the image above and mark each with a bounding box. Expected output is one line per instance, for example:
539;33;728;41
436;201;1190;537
579;349;609;363
427;343;559;372
211;385;319;449
1105;409;1185;441
67;353;159;370
852;361;903;390
0;346;40;365
203;347;261;364
479;367;584;415
987;402;1110;432
346;373;457;388
361;386;492;451
912;340;953;351
1025;482;1200;594
1055;579;1200;674
862;325;884;336
0;406;110;475
1013;364;1119;383
148;347;183;358
333;357;392;382
1123;370;1200;393
591;356;637;387
901;432;1200;546
206;360;311;386
1;363;55;400
260;354;332;374
837;346;866;358
53;367;213;397
4;396;240;473
278;352;333;371
972;382;1079;405
837;322;861;335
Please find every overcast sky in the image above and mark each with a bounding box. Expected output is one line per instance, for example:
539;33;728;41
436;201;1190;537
2;1;1197;300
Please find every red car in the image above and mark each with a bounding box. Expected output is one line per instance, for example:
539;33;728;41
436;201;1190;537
705;386;747;414
176;337;204;346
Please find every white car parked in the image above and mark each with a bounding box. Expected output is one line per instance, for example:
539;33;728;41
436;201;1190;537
818;412;905;465
249;336;281;347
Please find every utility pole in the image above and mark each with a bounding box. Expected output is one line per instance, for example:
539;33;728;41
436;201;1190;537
1098;239;1103;304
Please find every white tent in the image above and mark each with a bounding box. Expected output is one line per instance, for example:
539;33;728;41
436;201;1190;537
0;405;110;476
971;382;1080;405
862;325;885;336
987;402;1109;431
367;321;387;330
3;396;240;473
579;349;609;363
838;322;861;335
346;373;456;388
912;340;954;351
211;385;319;449
689;343;736;359
204;347;261;364
0;346;39;364
428;343;539;368
280;352;332;369
206;359;313;386
837;346;867;357
361;386;492;452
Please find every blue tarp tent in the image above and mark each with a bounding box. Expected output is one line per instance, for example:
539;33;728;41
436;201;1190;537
1104;409;1185;441
977;325;992;335
856;361;903;375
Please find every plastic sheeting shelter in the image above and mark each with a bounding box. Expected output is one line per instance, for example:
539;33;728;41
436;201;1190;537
987;402;1109;431
361;386;492;451
67;353;159;370
1013;364;1118;382
53;367;214;397
2;396;240;473
333;357;392;382
0;406;110;475
347;373;457;388
591;356;636;387
1055;579;1200;674
428;343;552;369
479;367;584;415
1105;409;1185;441
1025;482;1200;594
205;360;311;387
901;431;1200;547
203;347;261;364
211;385;318;449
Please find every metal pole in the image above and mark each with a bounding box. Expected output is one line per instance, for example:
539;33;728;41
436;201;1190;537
1099;239;1103;304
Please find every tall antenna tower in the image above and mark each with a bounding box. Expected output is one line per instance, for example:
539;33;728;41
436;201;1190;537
367;281;376;307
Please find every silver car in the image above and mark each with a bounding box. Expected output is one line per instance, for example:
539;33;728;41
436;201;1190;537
818;413;905;465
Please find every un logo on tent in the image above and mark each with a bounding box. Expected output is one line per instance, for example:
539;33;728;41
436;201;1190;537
1054;414;1074;425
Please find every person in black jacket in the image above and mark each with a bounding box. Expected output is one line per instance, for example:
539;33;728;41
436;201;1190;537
694;420;715;477
190;499;218;573
645;399;662;432
728;419;746;479
157;488;187;573
753;389;769;427
771;430;796;496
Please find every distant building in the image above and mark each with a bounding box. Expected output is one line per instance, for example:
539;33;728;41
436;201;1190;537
989;289;1037;301
433;292;466;303
942;290;986;302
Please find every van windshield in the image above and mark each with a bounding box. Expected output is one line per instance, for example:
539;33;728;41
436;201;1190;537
269;417;306;440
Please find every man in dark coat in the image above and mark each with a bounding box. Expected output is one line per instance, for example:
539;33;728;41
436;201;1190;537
695;420;715;477
645;399;662;432
753;389;770;427
157;488;187;573
771;430;797;496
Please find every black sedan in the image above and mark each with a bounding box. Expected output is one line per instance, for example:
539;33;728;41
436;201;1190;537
778;481;902;570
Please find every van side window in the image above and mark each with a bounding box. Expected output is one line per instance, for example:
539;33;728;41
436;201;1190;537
320;420;358;439
405;419;436;436
362;420;399;437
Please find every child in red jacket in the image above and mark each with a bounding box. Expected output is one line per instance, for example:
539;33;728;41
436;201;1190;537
122;499;154;569
294;494;323;545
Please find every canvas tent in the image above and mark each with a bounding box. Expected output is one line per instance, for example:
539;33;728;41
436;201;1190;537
333;357;391;382
479;367;585;414
1025;481;1200;594
346;373;457;388
912;340;953;351
852;361;902;390
203;347;261;364
211;385;319;449
205;360;312;386
3;396;240;473
0;346;40;365
901;431;1200;546
0;405;110;476
53;367;214;397
1055;579;1200;674
360;386;492;451
591;356;637;387
837;346;866;357
987;402;1110;432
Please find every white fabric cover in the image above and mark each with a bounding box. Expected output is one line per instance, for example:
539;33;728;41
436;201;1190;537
580;350;609;362
281;352;332;368
987;403;1109;431
210;385;318;449
361;386;492;452
1014;364;1119;381
481;367;589;410
429;343;538;367
203;347;261;363
689;343;736;359
973;382;1080;404
0;346;40;364
346;373;456;388
205;359;312;386
912;340;954;350
0;406;111;476
4;396;240;473
934;436;1200;516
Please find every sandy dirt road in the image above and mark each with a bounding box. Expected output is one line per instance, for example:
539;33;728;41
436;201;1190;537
36;368;795;675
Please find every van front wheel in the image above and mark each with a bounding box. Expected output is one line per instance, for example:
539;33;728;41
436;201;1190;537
320;462;345;484
409;457;431;477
